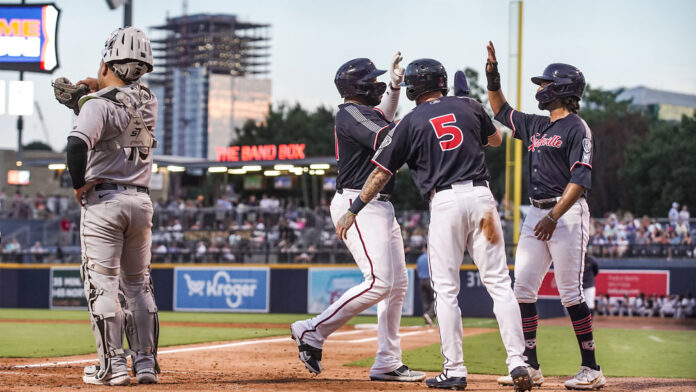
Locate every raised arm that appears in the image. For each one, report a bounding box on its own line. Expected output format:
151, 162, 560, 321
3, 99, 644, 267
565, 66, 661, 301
374, 51, 404, 122
485, 41, 507, 116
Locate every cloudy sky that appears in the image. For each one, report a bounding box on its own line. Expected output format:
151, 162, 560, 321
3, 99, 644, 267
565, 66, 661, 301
1, 0, 695, 152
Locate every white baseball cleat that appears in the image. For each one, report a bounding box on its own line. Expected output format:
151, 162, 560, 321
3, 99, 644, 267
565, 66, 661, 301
564, 366, 606, 390
369, 365, 426, 382
497, 366, 544, 387
82, 365, 130, 386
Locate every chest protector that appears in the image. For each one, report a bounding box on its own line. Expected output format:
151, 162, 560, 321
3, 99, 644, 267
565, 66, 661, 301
79, 85, 157, 156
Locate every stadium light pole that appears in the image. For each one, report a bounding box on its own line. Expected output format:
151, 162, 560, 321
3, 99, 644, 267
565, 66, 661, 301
105, 0, 132, 27
504, 0, 523, 247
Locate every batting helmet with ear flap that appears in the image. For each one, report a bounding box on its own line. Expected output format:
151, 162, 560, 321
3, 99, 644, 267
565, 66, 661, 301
402, 58, 448, 101
532, 63, 585, 110
334, 58, 387, 106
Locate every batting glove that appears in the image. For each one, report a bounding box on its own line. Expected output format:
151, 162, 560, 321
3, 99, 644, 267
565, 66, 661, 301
389, 51, 405, 89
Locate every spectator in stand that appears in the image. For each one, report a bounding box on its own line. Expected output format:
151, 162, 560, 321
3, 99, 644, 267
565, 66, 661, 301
221, 244, 235, 262
679, 205, 690, 230
669, 202, 680, 227
29, 241, 46, 263
195, 241, 207, 262
59, 216, 72, 245
4, 238, 21, 254
583, 254, 599, 314
416, 245, 435, 327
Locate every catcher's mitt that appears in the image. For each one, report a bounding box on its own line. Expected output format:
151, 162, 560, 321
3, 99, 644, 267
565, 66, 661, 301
52, 77, 90, 115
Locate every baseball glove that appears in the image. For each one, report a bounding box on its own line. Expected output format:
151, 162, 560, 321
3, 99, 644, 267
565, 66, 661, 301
52, 77, 90, 115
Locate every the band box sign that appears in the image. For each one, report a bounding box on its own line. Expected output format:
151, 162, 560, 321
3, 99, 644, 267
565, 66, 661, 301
174, 267, 270, 312
538, 269, 670, 298
50, 267, 87, 309
307, 268, 414, 316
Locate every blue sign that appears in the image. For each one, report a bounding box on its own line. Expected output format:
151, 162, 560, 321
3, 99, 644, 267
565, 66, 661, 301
0, 4, 60, 73
174, 267, 269, 312
308, 267, 414, 316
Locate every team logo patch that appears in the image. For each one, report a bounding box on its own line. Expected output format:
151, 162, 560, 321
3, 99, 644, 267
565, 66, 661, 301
582, 340, 595, 351
582, 138, 592, 153
525, 339, 537, 349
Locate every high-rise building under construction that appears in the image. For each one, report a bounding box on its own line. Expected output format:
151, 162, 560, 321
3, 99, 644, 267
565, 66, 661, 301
149, 14, 271, 159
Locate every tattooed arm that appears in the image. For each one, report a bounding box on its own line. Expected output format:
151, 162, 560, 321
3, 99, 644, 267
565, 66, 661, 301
335, 167, 393, 240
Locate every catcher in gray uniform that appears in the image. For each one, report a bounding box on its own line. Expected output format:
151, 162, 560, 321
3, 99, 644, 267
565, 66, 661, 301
62, 27, 159, 386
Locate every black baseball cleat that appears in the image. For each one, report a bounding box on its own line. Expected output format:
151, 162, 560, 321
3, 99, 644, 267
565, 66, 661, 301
425, 372, 467, 390
290, 321, 322, 375
510, 366, 534, 392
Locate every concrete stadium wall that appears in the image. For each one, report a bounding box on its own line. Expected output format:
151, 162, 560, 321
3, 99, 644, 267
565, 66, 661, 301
1, 260, 695, 319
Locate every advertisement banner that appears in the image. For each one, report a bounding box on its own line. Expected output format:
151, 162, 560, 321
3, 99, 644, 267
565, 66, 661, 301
0, 4, 61, 73
538, 269, 670, 299
50, 266, 86, 309
307, 267, 414, 316
174, 267, 269, 312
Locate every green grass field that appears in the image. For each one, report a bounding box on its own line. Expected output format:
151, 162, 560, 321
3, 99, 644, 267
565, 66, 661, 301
349, 327, 696, 379
1, 309, 694, 379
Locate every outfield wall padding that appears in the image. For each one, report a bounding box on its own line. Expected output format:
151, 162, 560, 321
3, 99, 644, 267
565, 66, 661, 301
1, 260, 694, 319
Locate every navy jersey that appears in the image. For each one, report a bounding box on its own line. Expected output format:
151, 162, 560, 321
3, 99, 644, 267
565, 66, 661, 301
335, 103, 396, 193
371, 96, 496, 198
495, 102, 593, 200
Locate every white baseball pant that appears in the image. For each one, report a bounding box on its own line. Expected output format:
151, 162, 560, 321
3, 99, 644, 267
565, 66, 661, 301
428, 181, 526, 377
297, 189, 408, 374
585, 286, 596, 310
514, 199, 590, 307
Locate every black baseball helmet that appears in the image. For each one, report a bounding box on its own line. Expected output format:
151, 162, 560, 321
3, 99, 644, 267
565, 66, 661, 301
402, 58, 449, 101
532, 63, 585, 110
334, 58, 387, 106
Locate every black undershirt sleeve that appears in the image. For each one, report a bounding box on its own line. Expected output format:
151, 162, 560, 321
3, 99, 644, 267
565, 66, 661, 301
66, 136, 88, 189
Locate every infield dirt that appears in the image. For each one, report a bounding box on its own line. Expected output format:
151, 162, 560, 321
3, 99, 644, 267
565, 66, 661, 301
1, 318, 695, 391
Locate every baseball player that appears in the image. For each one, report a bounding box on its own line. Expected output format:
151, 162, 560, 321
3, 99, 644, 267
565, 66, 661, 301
291, 54, 426, 382
335, 58, 532, 392
63, 27, 159, 386
485, 41, 606, 390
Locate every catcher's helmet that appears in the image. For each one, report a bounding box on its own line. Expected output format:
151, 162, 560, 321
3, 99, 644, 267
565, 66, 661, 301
531, 63, 585, 110
453, 70, 470, 97
402, 58, 448, 101
102, 27, 154, 82
334, 58, 387, 106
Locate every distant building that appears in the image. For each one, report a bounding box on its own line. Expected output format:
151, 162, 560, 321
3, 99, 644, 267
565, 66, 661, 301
618, 86, 696, 121
149, 14, 272, 159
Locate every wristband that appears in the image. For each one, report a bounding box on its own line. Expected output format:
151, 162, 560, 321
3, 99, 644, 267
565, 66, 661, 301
545, 213, 558, 224
348, 197, 367, 215
486, 61, 501, 91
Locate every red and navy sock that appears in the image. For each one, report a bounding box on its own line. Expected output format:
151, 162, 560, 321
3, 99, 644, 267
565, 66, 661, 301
567, 302, 599, 370
519, 302, 540, 369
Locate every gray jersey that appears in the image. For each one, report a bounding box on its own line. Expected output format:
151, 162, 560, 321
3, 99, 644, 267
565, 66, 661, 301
69, 83, 158, 188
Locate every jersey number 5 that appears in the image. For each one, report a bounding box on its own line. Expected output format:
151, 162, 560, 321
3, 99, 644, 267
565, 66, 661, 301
429, 113, 463, 151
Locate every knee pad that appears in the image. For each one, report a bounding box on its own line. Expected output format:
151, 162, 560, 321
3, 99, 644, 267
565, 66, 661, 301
81, 262, 125, 374
120, 271, 160, 374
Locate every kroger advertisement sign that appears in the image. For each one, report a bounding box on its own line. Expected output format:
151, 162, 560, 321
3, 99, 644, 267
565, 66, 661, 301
307, 268, 414, 316
0, 4, 61, 73
174, 267, 269, 312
